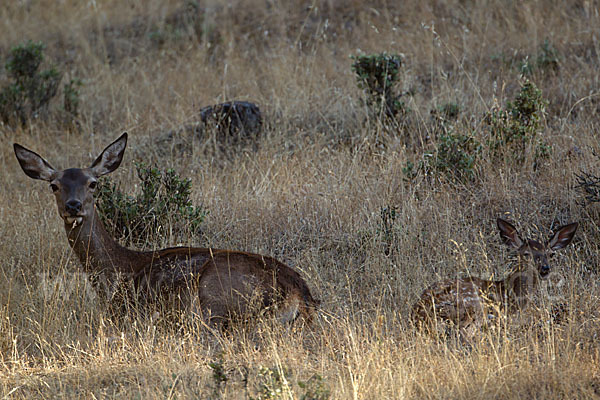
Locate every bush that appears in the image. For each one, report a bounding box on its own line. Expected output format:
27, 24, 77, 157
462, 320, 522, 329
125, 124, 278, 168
519, 39, 560, 75
63, 78, 83, 117
430, 102, 461, 140
297, 374, 330, 400
250, 366, 330, 400
484, 79, 550, 163
147, 1, 203, 47
431, 102, 461, 123
351, 52, 407, 123
0, 40, 62, 125
405, 129, 480, 183
95, 162, 206, 247
429, 131, 480, 180
377, 205, 399, 256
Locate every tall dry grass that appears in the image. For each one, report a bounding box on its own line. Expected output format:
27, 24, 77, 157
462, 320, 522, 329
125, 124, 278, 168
0, 0, 600, 398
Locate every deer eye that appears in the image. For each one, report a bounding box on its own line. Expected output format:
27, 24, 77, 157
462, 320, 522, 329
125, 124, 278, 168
89, 181, 97, 190
49, 183, 59, 192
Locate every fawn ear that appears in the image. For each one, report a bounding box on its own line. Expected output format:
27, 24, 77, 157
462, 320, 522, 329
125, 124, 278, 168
14, 143, 57, 181
90, 132, 127, 177
497, 218, 523, 248
548, 222, 578, 250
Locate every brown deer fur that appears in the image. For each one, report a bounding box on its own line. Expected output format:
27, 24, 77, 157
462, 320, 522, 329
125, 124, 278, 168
14, 133, 317, 326
412, 218, 577, 336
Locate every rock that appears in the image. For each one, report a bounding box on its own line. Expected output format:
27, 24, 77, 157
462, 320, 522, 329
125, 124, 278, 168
199, 100, 262, 144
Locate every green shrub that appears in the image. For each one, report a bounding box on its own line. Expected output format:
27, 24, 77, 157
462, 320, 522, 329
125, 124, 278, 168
430, 102, 461, 141
251, 366, 291, 400
403, 129, 480, 183
148, 1, 202, 47
351, 52, 407, 122
536, 39, 561, 71
432, 102, 461, 122
249, 366, 330, 400
402, 160, 417, 181
519, 39, 560, 75
484, 79, 550, 163
63, 78, 82, 117
95, 162, 206, 247
433, 131, 480, 179
297, 374, 330, 400
425, 130, 481, 181
406, 81, 548, 182
377, 205, 399, 256
208, 358, 228, 399
0, 40, 62, 125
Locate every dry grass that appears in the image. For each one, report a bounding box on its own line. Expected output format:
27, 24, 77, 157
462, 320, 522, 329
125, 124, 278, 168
1, 0, 600, 398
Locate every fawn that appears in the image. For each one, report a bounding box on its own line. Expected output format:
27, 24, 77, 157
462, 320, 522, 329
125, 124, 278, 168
412, 218, 577, 337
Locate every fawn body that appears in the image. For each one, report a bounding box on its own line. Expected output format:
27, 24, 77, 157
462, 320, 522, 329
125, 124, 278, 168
412, 218, 577, 336
14, 133, 317, 326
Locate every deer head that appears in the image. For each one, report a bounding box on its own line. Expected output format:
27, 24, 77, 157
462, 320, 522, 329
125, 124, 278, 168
14, 133, 127, 228
497, 217, 578, 304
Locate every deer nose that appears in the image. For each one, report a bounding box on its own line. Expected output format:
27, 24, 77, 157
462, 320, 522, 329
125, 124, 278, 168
540, 264, 551, 276
65, 200, 82, 215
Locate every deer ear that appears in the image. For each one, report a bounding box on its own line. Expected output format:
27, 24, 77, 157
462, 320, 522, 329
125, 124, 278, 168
14, 143, 57, 181
497, 218, 523, 248
90, 132, 127, 177
548, 222, 578, 250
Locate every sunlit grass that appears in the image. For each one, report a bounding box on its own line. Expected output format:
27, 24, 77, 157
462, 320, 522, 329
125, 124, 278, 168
0, 0, 599, 398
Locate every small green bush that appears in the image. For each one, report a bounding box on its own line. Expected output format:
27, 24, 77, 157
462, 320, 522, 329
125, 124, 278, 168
251, 366, 291, 400
430, 131, 480, 180
95, 162, 206, 247
377, 205, 399, 256
63, 78, 82, 117
519, 39, 560, 75
536, 39, 561, 71
484, 79, 550, 163
403, 129, 480, 183
208, 358, 228, 399
351, 52, 407, 122
298, 374, 330, 400
249, 366, 330, 400
432, 102, 461, 122
148, 1, 202, 47
0, 40, 62, 125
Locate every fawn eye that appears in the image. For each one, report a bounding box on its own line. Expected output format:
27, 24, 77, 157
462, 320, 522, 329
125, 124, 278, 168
50, 183, 59, 192
89, 181, 97, 190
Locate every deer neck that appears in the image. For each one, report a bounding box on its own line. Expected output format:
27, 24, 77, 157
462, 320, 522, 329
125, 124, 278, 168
64, 205, 149, 278
495, 260, 540, 309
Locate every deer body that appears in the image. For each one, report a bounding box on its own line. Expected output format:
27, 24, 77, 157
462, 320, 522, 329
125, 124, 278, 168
14, 133, 316, 325
412, 218, 577, 335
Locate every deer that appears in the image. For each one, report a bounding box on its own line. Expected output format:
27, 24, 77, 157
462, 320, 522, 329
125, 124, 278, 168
411, 218, 578, 338
14, 132, 317, 328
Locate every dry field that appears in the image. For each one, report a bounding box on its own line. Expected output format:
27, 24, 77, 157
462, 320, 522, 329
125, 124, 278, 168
1, 0, 600, 398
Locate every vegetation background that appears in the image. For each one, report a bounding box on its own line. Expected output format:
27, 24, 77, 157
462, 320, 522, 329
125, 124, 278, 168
0, 0, 599, 398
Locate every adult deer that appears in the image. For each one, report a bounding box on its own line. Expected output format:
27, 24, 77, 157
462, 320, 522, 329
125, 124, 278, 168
412, 218, 577, 337
14, 133, 317, 326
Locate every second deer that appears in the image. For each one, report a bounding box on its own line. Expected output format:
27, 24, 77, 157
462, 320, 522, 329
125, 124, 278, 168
14, 133, 317, 328
412, 218, 577, 337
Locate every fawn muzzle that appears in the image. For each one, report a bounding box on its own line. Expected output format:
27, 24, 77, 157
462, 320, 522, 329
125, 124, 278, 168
540, 264, 551, 277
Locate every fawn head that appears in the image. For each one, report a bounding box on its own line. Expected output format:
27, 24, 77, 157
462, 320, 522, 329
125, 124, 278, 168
497, 218, 578, 279
14, 133, 127, 227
